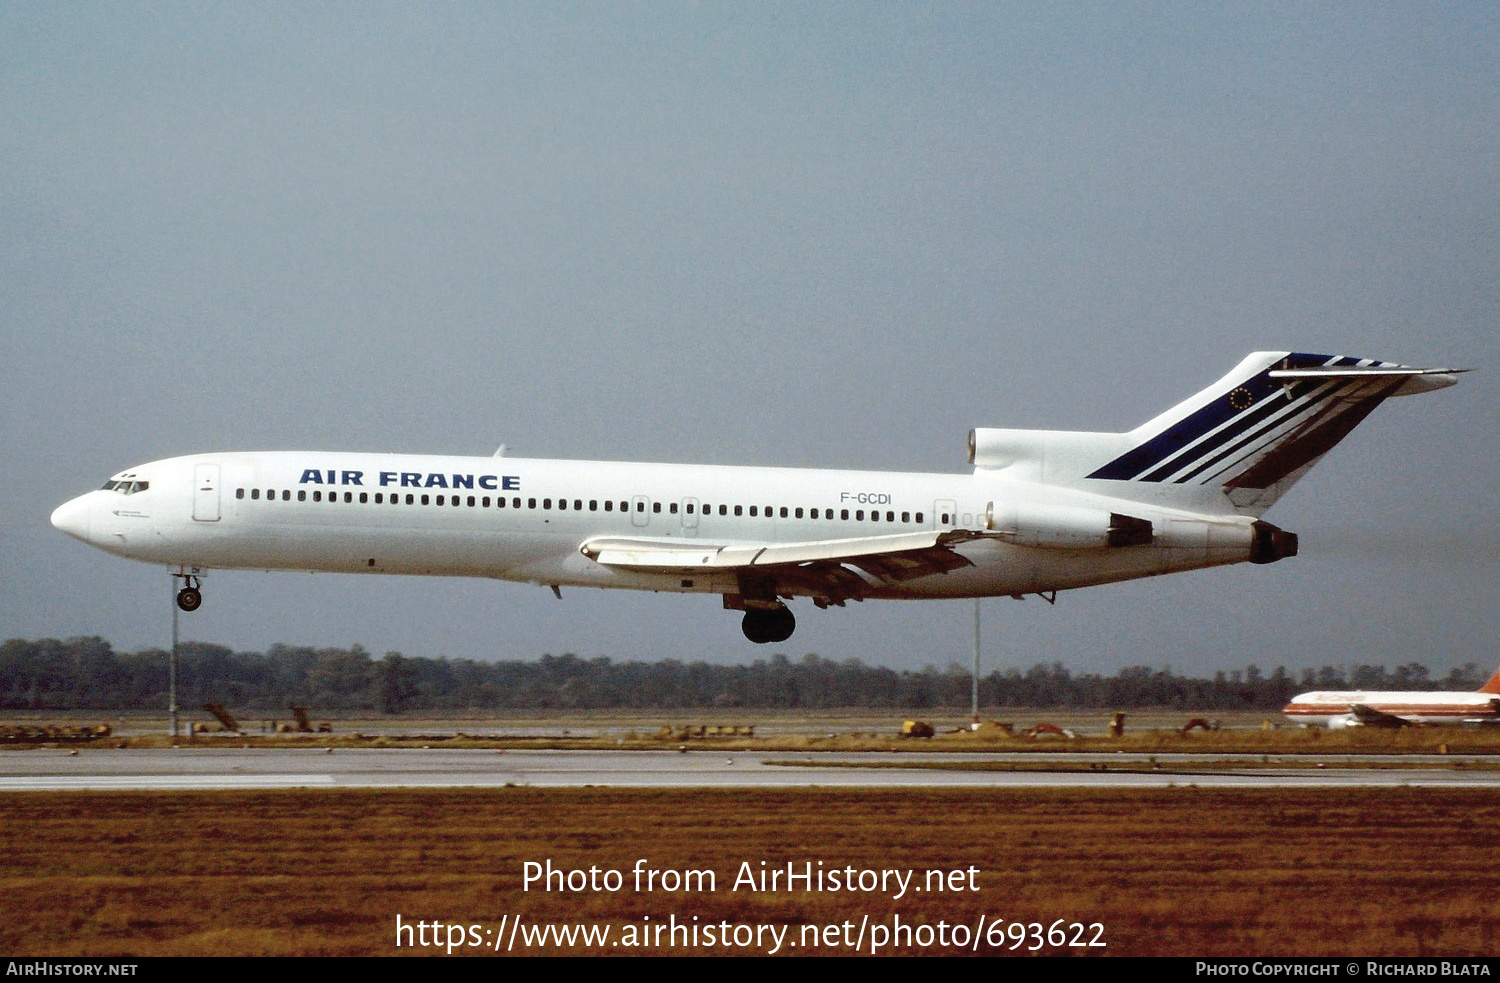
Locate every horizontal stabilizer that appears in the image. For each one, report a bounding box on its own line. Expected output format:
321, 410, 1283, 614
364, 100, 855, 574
1269, 364, 1467, 397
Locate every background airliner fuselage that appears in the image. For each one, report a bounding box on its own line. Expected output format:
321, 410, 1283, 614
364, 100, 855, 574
51, 352, 1461, 642
1283, 668, 1500, 728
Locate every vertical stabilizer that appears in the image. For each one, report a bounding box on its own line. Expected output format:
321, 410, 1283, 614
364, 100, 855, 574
1079, 352, 1462, 515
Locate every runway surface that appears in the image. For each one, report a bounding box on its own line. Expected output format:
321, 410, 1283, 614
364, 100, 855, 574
2, 747, 1497, 790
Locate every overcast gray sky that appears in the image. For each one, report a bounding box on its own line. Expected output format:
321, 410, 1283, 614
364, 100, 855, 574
3, 2, 1495, 676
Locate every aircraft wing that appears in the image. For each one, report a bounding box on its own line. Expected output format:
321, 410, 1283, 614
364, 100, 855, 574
1346, 704, 1413, 728
580, 529, 990, 603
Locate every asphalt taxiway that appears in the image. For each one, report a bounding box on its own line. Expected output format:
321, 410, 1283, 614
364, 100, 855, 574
2, 747, 1497, 790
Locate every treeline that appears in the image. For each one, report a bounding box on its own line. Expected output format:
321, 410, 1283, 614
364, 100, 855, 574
0, 637, 1490, 713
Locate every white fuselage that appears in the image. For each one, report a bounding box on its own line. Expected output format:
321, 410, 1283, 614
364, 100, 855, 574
50, 450, 1259, 602
1283, 691, 1500, 728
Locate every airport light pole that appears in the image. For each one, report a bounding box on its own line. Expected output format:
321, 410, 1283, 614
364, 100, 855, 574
972, 598, 980, 729
169, 575, 180, 738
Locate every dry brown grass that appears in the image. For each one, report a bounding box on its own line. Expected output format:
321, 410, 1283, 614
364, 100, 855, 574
2, 787, 1497, 956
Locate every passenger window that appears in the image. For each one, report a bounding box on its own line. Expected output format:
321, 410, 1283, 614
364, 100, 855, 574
528, 498, 537, 509
313, 491, 322, 502
359, 492, 368, 504
590, 500, 598, 511
298, 490, 307, 502
605, 501, 613, 512
468, 496, 476, 507
481, 496, 489, 507
841, 509, 849, 520
780, 507, 788, 518
283, 490, 291, 501
902, 511, 910, 523
514, 498, 522, 509
421, 494, 430, 506
251, 489, 261, 500
749, 506, 758, 517
236, 488, 244, 500
734, 505, 743, 516
544, 499, 552, 509
558, 499, 567, 510
719, 505, 727, 516
669, 502, 678, 514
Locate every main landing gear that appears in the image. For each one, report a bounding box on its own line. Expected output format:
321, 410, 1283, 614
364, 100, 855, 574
174, 572, 203, 612
741, 604, 795, 644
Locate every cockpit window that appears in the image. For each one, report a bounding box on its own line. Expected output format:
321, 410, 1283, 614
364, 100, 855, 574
102, 480, 149, 495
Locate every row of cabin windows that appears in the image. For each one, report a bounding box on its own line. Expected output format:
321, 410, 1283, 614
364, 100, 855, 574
233, 487, 925, 524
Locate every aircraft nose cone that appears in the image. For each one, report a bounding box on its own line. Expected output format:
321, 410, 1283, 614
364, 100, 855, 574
51, 496, 92, 543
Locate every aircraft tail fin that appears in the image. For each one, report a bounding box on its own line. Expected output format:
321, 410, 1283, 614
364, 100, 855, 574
969, 352, 1462, 516
1480, 667, 1500, 695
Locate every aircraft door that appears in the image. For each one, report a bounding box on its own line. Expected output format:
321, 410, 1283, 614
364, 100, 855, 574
680, 497, 700, 538
193, 464, 221, 522
934, 499, 957, 528
631, 495, 650, 528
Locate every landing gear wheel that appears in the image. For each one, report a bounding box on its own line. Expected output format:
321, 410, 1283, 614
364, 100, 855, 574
176, 587, 202, 612
741, 605, 795, 644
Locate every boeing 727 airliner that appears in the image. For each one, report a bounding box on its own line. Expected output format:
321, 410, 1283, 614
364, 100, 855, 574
51, 352, 1462, 642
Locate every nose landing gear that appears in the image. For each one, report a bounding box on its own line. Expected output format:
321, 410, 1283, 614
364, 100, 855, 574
174, 571, 203, 612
